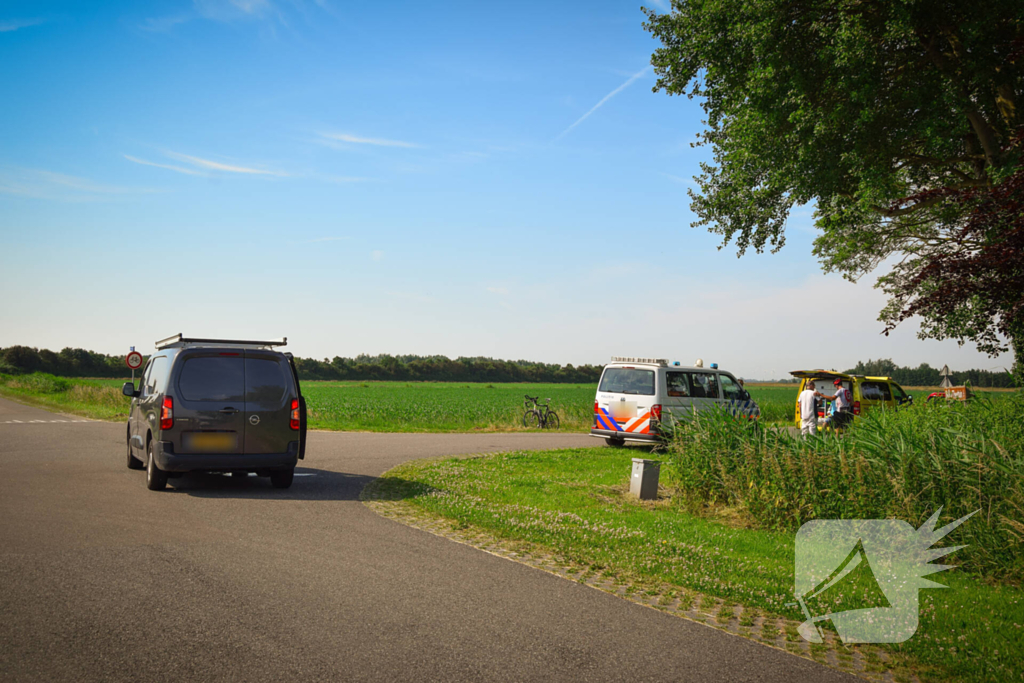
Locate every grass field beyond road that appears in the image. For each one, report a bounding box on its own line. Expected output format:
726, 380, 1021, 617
1, 374, 1001, 431
369, 447, 1023, 683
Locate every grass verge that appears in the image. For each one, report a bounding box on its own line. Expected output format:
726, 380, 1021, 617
363, 446, 1023, 683
0, 373, 130, 420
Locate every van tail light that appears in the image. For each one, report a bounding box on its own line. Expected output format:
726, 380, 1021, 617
853, 400, 861, 416
594, 401, 599, 413
290, 399, 300, 430
650, 404, 662, 421
160, 396, 174, 430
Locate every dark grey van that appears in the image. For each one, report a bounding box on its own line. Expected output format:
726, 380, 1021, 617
123, 335, 307, 491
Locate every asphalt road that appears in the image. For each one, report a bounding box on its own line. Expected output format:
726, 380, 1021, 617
0, 397, 854, 682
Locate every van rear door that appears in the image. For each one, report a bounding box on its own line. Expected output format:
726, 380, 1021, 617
595, 366, 656, 435
175, 352, 246, 454
243, 352, 294, 455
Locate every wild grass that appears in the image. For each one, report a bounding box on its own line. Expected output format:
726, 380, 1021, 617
0, 373, 129, 419
662, 393, 1024, 579
370, 447, 1024, 683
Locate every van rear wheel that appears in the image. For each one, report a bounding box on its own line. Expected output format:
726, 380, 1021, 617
270, 467, 294, 489
127, 428, 144, 470
605, 437, 625, 447
146, 440, 168, 491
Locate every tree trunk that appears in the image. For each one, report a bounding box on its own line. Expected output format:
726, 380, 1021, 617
1009, 313, 1024, 388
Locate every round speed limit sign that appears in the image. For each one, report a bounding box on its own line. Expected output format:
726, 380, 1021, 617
125, 351, 144, 370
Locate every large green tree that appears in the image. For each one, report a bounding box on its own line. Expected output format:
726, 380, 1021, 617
644, 0, 1023, 380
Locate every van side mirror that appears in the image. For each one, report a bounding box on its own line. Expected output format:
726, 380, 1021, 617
122, 382, 139, 398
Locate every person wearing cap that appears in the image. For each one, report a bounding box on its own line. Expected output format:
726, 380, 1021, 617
798, 381, 819, 436
818, 378, 854, 429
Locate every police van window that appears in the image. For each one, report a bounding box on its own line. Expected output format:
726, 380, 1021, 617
720, 374, 743, 400
245, 358, 288, 404
147, 357, 169, 395
666, 372, 690, 397
860, 382, 891, 401
178, 356, 244, 402
892, 384, 908, 402
689, 372, 720, 399
599, 368, 655, 395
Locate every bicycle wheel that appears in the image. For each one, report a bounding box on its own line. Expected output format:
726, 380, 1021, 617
522, 410, 541, 428
543, 412, 560, 429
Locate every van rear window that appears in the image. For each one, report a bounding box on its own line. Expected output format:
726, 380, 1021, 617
245, 358, 288, 403
178, 357, 244, 402
599, 368, 655, 395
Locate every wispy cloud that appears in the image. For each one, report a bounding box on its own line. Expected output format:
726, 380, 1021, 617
139, 14, 191, 32
663, 173, 696, 187
486, 286, 509, 295
193, 0, 274, 22
646, 0, 672, 12
0, 168, 156, 202
163, 151, 287, 176
0, 18, 45, 32
371, 250, 384, 261
319, 132, 422, 149
305, 236, 348, 243
124, 154, 205, 176
555, 65, 651, 141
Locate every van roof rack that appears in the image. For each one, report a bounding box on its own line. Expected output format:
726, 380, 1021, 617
611, 356, 669, 366
155, 334, 287, 350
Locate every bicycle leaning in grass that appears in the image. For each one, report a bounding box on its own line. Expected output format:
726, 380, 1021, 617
522, 395, 560, 429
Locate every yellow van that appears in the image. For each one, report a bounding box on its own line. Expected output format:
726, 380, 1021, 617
790, 370, 913, 425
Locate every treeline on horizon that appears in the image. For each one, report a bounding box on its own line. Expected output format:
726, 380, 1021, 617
0, 346, 603, 384
843, 358, 1015, 388
0, 346, 1016, 387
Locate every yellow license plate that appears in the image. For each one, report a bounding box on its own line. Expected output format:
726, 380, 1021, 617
183, 432, 237, 452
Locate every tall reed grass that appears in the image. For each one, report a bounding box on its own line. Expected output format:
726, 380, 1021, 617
664, 393, 1024, 579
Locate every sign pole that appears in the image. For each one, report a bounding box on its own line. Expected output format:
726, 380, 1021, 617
125, 347, 143, 387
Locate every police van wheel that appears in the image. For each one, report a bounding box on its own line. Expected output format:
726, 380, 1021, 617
605, 437, 625, 447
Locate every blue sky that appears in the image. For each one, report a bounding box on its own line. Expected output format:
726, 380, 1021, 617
0, 0, 1011, 379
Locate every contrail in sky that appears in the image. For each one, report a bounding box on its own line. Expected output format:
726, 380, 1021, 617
555, 66, 651, 141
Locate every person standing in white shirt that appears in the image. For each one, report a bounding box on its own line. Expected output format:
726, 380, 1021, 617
798, 382, 819, 436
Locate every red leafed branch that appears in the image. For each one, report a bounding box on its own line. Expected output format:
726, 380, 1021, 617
885, 130, 1024, 354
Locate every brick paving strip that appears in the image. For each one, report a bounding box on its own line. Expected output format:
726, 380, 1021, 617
362, 478, 920, 683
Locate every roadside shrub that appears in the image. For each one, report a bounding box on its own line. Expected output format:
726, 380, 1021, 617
3, 372, 73, 394
664, 394, 1024, 579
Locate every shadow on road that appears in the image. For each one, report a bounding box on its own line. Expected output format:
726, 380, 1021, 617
166, 467, 377, 501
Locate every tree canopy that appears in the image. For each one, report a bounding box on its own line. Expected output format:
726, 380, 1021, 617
644, 0, 1023, 381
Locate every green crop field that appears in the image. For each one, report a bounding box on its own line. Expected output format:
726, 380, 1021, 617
0, 374, 1012, 432
301, 381, 596, 432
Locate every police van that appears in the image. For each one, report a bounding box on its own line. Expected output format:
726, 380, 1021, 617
590, 357, 759, 446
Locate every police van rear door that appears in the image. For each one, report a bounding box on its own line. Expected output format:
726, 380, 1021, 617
595, 366, 656, 435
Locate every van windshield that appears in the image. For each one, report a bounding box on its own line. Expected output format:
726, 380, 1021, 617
599, 368, 655, 395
